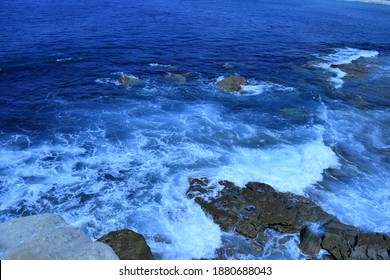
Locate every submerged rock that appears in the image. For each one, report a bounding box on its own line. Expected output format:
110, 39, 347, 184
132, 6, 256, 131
0, 214, 119, 260
97, 229, 154, 260
330, 62, 369, 78
164, 73, 187, 83
187, 179, 390, 260
118, 75, 143, 86
280, 108, 307, 121
223, 63, 234, 70
216, 76, 249, 93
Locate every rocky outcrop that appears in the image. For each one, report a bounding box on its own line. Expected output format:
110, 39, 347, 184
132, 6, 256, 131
321, 221, 390, 260
216, 76, 249, 93
0, 214, 119, 260
97, 229, 154, 260
187, 178, 390, 260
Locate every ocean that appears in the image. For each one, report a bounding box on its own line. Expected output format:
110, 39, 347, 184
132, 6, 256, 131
0, 0, 389, 259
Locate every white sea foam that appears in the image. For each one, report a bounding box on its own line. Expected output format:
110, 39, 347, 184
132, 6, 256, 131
95, 72, 140, 86
149, 63, 175, 69
241, 81, 294, 95
56, 58, 73, 62
316, 106, 390, 233
56, 57, 84, 62
95, 78, 121, 86
213, 139, 340, 195
0, 125, 223, 259
261, 228, 305, 259
112, 72, 140, 79
215, 76, 294, 95
316, 47, 378, 88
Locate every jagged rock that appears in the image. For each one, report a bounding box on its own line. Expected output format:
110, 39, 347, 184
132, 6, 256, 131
216, 76, 248, 93
0, 214, 119, 260
187, 179, 390, 260
118, 75, 143, 86
98, 229, 153, 260
322, 227, 390, 260
188, 180, 334, 235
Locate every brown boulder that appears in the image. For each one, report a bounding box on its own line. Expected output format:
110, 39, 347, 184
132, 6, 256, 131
216, 76, 249, 93
97, 229, 153, 260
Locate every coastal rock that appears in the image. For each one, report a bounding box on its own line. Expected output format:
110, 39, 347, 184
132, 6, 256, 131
187, 179, 390, 260
118, 75, 143, 86
188, 180, 334, 235
0, 214, 119, 260
97, 229, 154, 260
216, 76, 249, 93
298, 226, 322, 257
321, 221, 390, 260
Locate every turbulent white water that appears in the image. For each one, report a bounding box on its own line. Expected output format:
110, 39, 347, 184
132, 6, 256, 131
316, 48, 379, 88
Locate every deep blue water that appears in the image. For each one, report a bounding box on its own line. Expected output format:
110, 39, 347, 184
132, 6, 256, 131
0, 0, 389, 259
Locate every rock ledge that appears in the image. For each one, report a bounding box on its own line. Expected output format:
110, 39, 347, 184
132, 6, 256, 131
187, 178, 390, 260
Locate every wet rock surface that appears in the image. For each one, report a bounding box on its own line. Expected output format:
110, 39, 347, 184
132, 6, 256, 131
187, 178, 390, 259
97, 229, 154, 260
216, 76, 249, 93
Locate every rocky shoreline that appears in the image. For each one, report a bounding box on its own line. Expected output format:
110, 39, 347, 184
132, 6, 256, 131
188, 179, 390, 260
1, 179, 389, 260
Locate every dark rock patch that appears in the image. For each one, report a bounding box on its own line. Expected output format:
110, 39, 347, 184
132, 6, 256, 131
98, 229, 154, 260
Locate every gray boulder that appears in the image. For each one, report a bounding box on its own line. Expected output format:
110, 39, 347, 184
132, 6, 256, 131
0, 214, 119, 260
